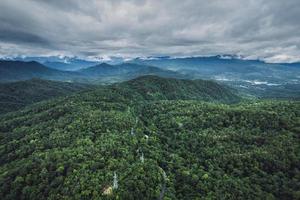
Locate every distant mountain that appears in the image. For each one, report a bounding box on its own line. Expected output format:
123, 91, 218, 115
281, 62, 300, 68
0, 60, 58, 81
0, 59, 193, 83
1, 59, 299, 99
6, 56, 128, 71
113, 75, 240, 103
79, 63, 125, 76
131, 56, 300, 99
42, 60, 98, 71
4, 56, 100, 71
131, 56, 299, 79
0, 61, 186, 84
0, 79, 94, 114
79, 63, 187, 83
0, 60, 85, 82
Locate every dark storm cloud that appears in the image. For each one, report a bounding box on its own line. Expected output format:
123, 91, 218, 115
0, 0, 300, 62
0, 29, 49, 45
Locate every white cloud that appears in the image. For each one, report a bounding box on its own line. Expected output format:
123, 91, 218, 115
0, 0, 300, 63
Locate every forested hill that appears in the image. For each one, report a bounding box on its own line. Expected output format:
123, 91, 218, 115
0, 79, 94, 114
0, 75, 299, 199
117, 75, 240, 103
0, 75, 240, 115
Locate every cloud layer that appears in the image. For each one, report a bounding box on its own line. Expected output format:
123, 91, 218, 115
0, 0, 300, 62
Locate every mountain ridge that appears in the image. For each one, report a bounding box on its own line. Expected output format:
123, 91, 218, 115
115, 75, 240, 103
0, 61, 186, 83
0, 75, 240, 115
0, 60, 83, 82
0, 78, 94, 114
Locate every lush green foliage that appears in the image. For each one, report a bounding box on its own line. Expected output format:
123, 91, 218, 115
115, 76, 240, 103
0, 76, 299, 199
0, 79, 94, 114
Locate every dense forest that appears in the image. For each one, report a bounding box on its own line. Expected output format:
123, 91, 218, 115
0, 76, 299, 199
0, 79, 94, 114
0, 76, 239, 114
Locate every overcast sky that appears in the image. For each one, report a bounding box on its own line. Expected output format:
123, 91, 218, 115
0, 0, 300, 62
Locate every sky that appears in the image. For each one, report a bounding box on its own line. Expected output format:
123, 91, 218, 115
0, 0, 300, 63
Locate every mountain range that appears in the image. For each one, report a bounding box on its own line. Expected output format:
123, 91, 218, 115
0, 61, 184, 84
131, 56, 300, 98
0, 56, 299, 99
4, 56, 126, 71
131, 56, 300, 84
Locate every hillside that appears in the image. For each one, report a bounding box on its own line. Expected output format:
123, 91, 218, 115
0, 76, 299, 199
115, 75, 240, 103
0, 79, 93, 114
0, 75, 238, 114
